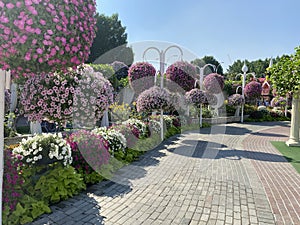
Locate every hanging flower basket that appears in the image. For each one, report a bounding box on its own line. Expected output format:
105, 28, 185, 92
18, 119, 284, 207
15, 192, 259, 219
203, 73, 224, 94
185, 88, 206, 106
128, 62, 156, 94
227, 94, 245, 106
244, 81, 262, 99
166, 61, 197, 92
0, 0, 97, 77
136, 86, 171, 112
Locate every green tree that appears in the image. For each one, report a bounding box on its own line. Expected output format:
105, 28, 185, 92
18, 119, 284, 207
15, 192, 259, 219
87, 14, 133, 65
226, 57, 284, 81
268, 47, 300, 96
191, 56, 224, 75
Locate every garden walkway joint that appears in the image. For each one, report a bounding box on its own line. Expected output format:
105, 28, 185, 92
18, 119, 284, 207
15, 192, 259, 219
30, 121, 300, 225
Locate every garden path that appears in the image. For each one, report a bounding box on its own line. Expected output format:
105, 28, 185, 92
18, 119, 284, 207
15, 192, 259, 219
30, 121, 300, 225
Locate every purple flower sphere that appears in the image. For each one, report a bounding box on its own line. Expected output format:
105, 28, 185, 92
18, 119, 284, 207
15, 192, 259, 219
227, 94, 245, 106
136, 86, 170, 112
244, 81, 262, 99
185, 88, 206, 105
203, 73, 224, 94
166, 61, 197, 92
128, 62, 156, 94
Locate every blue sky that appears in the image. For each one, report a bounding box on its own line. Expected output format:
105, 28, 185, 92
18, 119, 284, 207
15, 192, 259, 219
96, 0, 300, 70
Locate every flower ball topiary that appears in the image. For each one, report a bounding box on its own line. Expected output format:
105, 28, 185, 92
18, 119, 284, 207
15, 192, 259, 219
136, 86, 170, 112
185, 88, 206, 106
203, 73, 224, 94
244, 81, 262, 99
227, 94, 245, 106
0, 0, 97, 77
166, 61, 197, 92
128, 62, 156, 94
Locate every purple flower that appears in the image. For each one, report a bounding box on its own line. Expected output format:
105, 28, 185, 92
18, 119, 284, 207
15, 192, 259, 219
136, 86, 171, 112
185, 88, 206, 105
166, 61, 197, 92
227, 94, 244, 106
128, 62, 156, 94
203, 73, 224, 94
244, 81, 262, 99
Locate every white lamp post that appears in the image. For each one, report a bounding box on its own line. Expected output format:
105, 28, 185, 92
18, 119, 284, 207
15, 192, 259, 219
241, 61, 248, 123
143, 45, 183, 140
195, 64, 216, 127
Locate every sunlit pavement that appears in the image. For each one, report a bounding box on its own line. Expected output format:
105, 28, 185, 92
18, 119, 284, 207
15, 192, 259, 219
30, 121, 300, 225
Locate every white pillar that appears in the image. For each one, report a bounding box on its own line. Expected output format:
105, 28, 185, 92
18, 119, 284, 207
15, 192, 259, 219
0, 70, 6, 224
286, 95, 300, 146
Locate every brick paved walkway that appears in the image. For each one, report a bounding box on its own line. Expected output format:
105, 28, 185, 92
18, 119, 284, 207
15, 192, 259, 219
30, 121, 300, 225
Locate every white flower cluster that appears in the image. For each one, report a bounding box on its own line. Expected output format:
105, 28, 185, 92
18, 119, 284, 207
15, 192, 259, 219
148, 120, 161, 134
92, 127, 127, 155
122, 118, 148, 137
12, 133, 72, 166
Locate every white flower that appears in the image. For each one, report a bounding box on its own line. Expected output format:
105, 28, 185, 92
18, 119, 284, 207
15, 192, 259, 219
26, 158, 32, 163
32, 142, 37, 149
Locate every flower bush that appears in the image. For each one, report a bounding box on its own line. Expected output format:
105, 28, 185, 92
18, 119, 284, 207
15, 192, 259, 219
20, 71, 75, 123
244, 81, 262, 99
122, 118, 148, 138
92, 127, 127, 155
109, 102, 131, 122
20, 65, 114, 126
148, 119, 161, 134
136, 86, 170, 112
128, 62, 156, 94
67, 130, 110, 175
112, 123, 139, 148
73, 65, 114, 127
166, 61, 197, 92
0, 0, 97, 76
227, 94, 245, 106
185, 88, 206, 106
203, 73, 224, 94
12, 133, 72, 166
3, 148, 23, 213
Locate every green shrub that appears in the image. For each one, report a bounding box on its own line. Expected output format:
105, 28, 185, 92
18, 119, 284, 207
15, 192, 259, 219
35, 165, 86, 204
3, 195, 51, 225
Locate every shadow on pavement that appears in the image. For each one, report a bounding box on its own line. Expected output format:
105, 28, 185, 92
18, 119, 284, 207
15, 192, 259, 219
199, 125, 252, 135
250, 131, 288, 138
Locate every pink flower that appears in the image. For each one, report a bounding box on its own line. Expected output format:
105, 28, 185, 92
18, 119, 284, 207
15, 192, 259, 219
36, 48, 43, 54
35, 28, 41, 34
27, 5, 38, 15
16, 2, 22, 7
47, 29, 53, 35
39, 19, 46, 25
6, 3, 15, 9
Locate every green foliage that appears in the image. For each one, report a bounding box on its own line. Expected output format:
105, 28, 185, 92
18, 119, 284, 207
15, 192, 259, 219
87, 13, 133, 65
34, 165, 86, 204
76, 169, 104, 185
243, 104, 257, 115
3, 195, 51, 225
269, 47, 300, 96
191, 56, 223, 75
89, 63, 119, 90
226, 57, 283, 80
